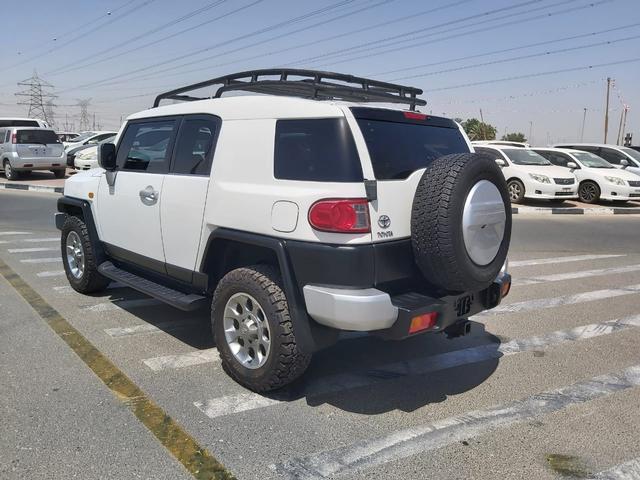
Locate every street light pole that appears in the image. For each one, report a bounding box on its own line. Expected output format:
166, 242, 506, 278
580, 108, 587, 142
604, 77, 612, 143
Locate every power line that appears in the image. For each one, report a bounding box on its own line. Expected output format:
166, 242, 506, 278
47, 0, 231, 76
12, 0, 140, 58
423, 58, 640, 93
374, 22, 640, 77
289, 0, 554, 66
88, 0, 399, 88
56, 0, 366, 94
307, 0, 613, 68
391, 34, 640, 82
7, 0, 157, 70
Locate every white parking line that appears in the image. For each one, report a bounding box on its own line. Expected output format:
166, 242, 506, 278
8, 247, 57, 253
82, 298, 163, 312
194, 315, 640, 420
484, 283, 640, 315
104, 319, 200, 337
272, 364, 640, 479
594, 457, 640, 479
0, 237, 59, 244
143, 349, 219, 372
36, 270, 65, 278
21, 257, 61, 264
0, 231, 31, 236
518, 264, 640, 286
509, 254, 624, 267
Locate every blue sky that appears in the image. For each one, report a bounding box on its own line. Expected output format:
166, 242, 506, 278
0, 0, 638, 144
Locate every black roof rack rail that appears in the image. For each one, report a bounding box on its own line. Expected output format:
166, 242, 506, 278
152, 68, 426, 110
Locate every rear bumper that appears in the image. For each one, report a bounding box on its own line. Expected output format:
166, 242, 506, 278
6, 153, 65, 170
303, 273, 511, 337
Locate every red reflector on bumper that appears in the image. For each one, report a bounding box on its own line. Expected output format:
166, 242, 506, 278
501, 280, 511, 299
409, 312, 438, 334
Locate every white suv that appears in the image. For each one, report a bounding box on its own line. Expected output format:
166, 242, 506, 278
473, 145, 578, 203
55, 69, 512, 391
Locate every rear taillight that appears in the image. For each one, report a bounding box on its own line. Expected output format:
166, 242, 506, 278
11, 133, 17, 144
308, 198, 370, 233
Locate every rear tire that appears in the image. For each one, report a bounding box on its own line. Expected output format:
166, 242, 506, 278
578, 181, 601, 204
3, 160, 19, 180
212, 265, 311, 392
53, 169, 66, 179
61, 216, 110, 293
507, 179, 525, 204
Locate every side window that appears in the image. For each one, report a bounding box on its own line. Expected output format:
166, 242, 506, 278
116, 119, 177, 173
274, 118, 363, 182
475, 147, 506, 163
597, 148, 626, 165
547, 152, 570, 167
171, 117, 219, 175
3, 130, 8, 143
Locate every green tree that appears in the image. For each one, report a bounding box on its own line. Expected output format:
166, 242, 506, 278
461, 118, 497, 141
501, 132, 527, 142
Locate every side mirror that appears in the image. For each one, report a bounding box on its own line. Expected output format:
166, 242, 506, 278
98, 143, 117, 171
495, 158, 506, 167
620, 159, 629, 168
567, 162, 578, 170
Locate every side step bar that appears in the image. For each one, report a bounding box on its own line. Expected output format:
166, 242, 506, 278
97, 261, 208, 312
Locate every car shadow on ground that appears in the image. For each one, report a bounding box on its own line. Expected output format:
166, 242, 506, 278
90, 287, 501, 415
518, 198, 640, 208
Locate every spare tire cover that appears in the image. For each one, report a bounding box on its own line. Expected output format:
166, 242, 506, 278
411, 152, 511, 293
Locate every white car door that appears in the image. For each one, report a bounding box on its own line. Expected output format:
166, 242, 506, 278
95, 117, 180, 273
160, 115, 220, 282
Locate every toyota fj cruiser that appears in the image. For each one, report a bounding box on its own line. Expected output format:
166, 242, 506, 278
55, 69, 512, 392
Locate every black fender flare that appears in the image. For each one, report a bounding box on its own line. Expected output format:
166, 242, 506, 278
200, 228, 338, 354
56, 196, 106, 264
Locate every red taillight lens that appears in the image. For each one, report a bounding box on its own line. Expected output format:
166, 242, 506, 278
403, 111, 427, 120
409, 312, 438, 334
11, 133, 17, 144
308, 198, 370, 233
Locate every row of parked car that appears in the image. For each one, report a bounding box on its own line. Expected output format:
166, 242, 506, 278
0, 117, 116, 179
472, 141, 640, 204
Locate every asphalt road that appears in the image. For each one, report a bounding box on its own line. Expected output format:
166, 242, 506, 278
1, 189, 640, 479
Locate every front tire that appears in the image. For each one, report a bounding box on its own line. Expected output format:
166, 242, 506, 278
212, 265, 311, 392
578, 181, 600, 204
61, 216, 110, 293
507, 179, 525, 203
3, 160, 19, 180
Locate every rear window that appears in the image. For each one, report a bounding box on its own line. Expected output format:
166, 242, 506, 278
15, 129, 61, 144
274, 118, 363, 182
0, 120, 39, 127
354, 115, 469, 180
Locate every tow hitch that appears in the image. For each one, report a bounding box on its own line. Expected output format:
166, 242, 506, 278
444, 320, 471, 339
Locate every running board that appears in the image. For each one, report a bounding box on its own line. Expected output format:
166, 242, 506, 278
97, 261, 208, 311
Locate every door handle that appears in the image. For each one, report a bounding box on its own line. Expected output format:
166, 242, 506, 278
139, 186, 159, 205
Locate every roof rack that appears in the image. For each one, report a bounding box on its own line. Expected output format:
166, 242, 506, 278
152, 69, 426, 110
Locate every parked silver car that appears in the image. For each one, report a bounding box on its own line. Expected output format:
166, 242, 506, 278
0, 127, 66, 180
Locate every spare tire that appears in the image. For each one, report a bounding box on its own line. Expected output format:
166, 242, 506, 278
411, 152, 511, 293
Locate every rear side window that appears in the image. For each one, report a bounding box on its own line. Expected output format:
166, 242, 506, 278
172, 116, 219, 176
355, 119, 469, 180
15, 129, 61, 144
274, 118, 363, 182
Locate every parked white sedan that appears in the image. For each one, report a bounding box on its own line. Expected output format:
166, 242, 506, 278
535, 148, 640, 203
473, 145, 577, 203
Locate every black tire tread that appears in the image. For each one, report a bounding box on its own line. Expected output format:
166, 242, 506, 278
213, 265, 311, 392
411, 153, 511, 293
61, 216, 110, 293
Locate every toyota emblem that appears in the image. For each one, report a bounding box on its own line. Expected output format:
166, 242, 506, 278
378, 215, 391, 229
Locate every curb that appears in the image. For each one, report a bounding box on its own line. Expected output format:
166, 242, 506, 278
512, 206, 640, 215
0, 182, 63, 194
